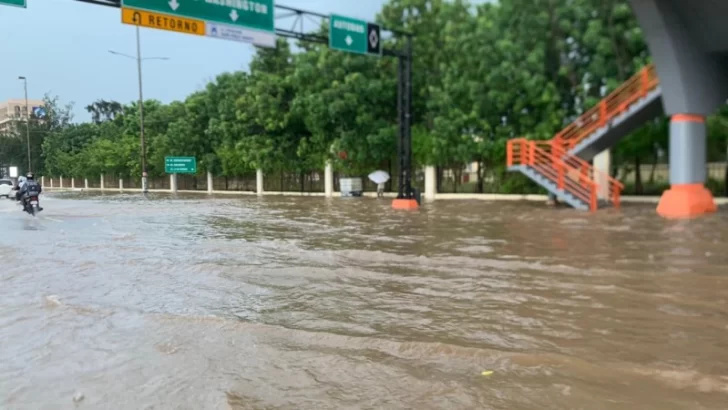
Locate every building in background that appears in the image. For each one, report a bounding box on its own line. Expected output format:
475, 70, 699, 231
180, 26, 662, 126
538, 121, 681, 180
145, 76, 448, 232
0, 99, 46, 134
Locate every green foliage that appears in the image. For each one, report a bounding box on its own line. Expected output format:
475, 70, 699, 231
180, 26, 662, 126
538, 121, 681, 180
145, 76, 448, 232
6, 0, 728, 196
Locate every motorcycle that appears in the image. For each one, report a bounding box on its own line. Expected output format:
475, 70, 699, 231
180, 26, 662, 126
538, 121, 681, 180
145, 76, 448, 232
23, 195, 41, 216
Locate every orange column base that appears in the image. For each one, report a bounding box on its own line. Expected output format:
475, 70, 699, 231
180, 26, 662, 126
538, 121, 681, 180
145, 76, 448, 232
656, 184, 717, 219
392, 198, 420, 210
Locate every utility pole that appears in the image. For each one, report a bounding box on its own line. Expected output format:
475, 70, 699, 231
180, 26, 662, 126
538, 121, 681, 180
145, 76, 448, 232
109, 27, 168, 193
135, 26, 147, 193
18, 76, 31, 173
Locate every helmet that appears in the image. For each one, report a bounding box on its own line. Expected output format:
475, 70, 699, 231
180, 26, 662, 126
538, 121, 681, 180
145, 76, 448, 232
26, 172, 34, 180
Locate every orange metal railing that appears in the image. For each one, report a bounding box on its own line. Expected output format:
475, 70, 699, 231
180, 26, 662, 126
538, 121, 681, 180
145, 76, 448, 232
507, 138, 623, 211
506, 64, 655, 210
553, 64, 660, 151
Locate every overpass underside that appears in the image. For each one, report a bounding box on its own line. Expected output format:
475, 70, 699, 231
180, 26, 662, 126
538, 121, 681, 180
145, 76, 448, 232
629, 0, 728, 218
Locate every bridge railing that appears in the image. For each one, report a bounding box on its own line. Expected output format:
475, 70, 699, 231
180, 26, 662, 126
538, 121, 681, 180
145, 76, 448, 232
553, 64, 660, 151
508, 138, 599, 211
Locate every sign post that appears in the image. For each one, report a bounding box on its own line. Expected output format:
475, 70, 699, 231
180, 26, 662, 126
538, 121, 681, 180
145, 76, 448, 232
165, 157, 197, 174
329, 14, 381, 56
121, 0, 276, 47
0, 0, 25, 8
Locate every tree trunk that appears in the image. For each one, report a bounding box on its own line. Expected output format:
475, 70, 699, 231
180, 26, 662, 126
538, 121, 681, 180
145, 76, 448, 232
648, 155, 658, 184
453, 167, 461, 193
635, 156, 643, 195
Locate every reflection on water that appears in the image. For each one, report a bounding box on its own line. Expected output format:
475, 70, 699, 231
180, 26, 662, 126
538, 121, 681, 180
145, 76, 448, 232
1, 193, 727, 409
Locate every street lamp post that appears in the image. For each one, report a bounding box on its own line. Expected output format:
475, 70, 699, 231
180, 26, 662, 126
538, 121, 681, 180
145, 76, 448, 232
109, 26, 169, 193
18, 76, 31, 173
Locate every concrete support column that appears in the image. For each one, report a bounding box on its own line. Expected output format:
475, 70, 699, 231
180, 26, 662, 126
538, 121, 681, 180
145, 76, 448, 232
71, 178, 75, 189
424, 166, 436, 201
593, 149, 611, 200
256, 169, 264, 196
657, 114, 716, 218
119, 178, 123, 192
84, 178, 89, 189
170, 173, 178, 193
207, 171, 213, 194
50, 178, 54, 189
100, 174, 105, 190
59, 176, 64, 189
324, 161, 334, 197
41, 176, 44, 186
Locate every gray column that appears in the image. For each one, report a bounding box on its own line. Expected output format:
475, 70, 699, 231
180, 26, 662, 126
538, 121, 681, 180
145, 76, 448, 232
324, 161, 334, 197
657, 114, 716, 218
424, 166, 436, 201
668, 115, 706, 185
593, 150, 611, 200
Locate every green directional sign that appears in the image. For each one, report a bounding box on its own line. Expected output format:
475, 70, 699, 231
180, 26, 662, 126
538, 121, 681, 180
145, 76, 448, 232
329, 14, 381, 56
165, 156, 197, 174
121, 0, 275, 32
0, 0, 26, 8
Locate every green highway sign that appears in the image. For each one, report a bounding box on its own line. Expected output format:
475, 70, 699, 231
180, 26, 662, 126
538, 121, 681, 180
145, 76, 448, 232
165, 156, 197, 174
329, 14, 381, 56
0, 0, 26, 8
121, 0, 275, 32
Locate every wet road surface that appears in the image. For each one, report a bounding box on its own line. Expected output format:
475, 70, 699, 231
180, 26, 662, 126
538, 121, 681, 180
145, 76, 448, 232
1, 192, 727, 409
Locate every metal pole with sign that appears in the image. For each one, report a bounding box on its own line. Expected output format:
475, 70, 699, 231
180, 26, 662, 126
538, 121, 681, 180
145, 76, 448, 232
109, 32, 170, 193
136, 26, 148, 193
66, 1, 416, 208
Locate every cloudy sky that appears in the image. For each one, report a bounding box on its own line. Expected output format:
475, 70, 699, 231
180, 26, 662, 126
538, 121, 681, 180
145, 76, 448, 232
0, 0, 388, 120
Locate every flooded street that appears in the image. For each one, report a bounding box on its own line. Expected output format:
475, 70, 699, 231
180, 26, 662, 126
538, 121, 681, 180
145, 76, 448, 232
1, 193, 727, 409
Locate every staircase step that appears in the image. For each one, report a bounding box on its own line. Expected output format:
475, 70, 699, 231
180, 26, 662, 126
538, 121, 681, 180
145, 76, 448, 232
569, 87, 663, 160
509, 165, 590, 211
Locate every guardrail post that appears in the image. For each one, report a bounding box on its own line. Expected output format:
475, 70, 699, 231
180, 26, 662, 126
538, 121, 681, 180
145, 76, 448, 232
506, 141, 513, 167
599, 101, 607, 127
641, 67, 650, 96
520, 139, 526, 164
528, 141, 535, 166
590, 186, 597, 212
557, 163, 565, 190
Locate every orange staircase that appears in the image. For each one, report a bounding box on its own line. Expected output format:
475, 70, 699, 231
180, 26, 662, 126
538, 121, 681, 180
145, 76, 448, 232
506, 64, 661, 211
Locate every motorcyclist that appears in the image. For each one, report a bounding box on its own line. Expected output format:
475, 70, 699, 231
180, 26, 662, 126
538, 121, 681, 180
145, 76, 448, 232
13, 176, 26, 201
17, 173, 42, 211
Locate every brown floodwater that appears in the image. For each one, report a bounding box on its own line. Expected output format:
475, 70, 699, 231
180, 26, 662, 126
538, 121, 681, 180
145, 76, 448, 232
1, 192, 727, 409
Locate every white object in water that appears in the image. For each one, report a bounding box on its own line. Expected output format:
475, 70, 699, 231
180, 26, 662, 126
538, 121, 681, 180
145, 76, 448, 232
368, 170, 390, 185
340, 177, 363, 197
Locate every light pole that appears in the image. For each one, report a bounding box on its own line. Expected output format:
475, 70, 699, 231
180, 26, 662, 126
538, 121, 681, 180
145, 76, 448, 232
17, 76, 31, 173
109, 26, 169, 193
